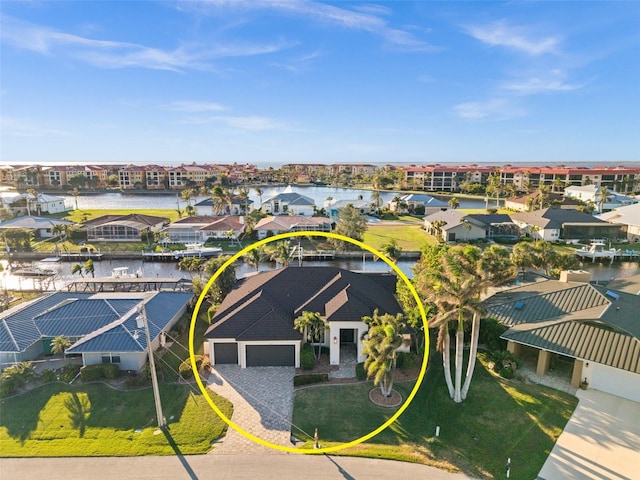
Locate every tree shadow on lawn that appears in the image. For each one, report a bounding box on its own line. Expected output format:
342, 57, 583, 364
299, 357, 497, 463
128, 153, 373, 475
0, 383, 58, 444
301, 353, 578, 480
372, 355, 578, 480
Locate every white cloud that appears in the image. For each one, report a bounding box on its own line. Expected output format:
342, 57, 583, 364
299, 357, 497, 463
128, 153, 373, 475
176, 114, 288, 131
190, 0, 437, 52
0, 15, 291, 72
0, 116, 71, 137
502, 69, 584, 94
464, 20, 562, 56
164, 101, 226, 112
454, 98, 525, 121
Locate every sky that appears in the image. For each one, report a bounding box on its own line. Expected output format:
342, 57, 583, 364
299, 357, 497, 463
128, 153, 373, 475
1, 1, 639, 167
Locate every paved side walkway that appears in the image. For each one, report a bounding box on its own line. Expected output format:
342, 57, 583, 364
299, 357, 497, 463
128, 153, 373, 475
537, 389, 640, 480
206, 365, 294, 454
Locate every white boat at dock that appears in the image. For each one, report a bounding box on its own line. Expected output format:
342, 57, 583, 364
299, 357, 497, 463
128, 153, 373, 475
575, 242, 618, 262
111, 266, 143, 278
13, 266, 57, 277
173, 243, 223, 259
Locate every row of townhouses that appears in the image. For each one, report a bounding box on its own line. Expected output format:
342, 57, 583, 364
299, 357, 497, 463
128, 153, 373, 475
2, 163, 640, 194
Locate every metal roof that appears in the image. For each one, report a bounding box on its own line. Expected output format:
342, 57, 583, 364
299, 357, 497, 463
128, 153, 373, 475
486, 276, 640, 375
502, 320, 640, 374
0, 292, 192, 354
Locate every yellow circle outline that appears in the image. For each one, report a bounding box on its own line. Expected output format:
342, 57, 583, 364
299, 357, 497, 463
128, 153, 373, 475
189, 231, 429, 454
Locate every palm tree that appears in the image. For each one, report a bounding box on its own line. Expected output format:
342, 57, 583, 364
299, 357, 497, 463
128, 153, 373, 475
531, 241, 558, 276
84, 259, 95, 278
482, 244, 517, 285
211, 186, 228, 215
237, 187, 250, 214
597, 186, 613, 213
243, 246, 266, 271
448, 196, 460, 209
462, 218, 473, 241
511, 242, 537, 278
268, 240, 291, 267
181, 188, 195, 207
429, 219, 447, 242
185, 205, 196, 217
254, 187, 264, 210
537, 184, 551, 210
419, 245, 490, 402
50, 336, 72, 364
71, 263, 84, 277
362, 311, 405, 397
294, 311, 326, 360
381, 238, 402, 265
69, 187, 81, 210
370, 190, 382, 216
178, 257, 203, 278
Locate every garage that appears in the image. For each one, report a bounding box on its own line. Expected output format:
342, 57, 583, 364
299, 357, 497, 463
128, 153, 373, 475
246, 345, 295, 367
213, 342, 238, 364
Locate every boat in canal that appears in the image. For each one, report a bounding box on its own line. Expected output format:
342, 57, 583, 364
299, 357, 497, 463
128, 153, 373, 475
173, 243, 223, 259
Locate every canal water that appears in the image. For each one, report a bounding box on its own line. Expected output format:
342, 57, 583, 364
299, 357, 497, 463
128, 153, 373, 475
56, 186, 497, 211
2, 255, 637, 293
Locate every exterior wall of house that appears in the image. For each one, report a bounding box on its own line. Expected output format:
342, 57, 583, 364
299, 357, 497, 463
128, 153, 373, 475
586, 362, 640, 403
82, 351, 146, 372
0, 341, 43, 370
39, 200, 69, 214
626, 224, 640, 242
328, 321, 368, 365
540, 228, 560, 242
237, 340, 301, 368
445, 223, 485, 242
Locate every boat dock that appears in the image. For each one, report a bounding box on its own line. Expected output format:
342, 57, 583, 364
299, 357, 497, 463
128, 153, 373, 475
575, 242, 640, 263
66, 276, 192, 293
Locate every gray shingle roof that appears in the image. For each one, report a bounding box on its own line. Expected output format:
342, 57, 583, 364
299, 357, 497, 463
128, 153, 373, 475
205, 267, 402, 341
263, 192, 314, 206
510, 208, 610, 229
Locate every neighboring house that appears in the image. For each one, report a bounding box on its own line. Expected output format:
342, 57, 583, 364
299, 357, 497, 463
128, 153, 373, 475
510, 208, 623, 241
194, 196, 254, 216
0, 291, 193, 372
466, 214, 519, 238
484, 271, 640, 403
261, 191, 315, 216
0, 216, 73, 239
35, 194, 71, 214
564, 185, 638, 213
598, 203, 640, 243
424, 209, 486, 243
388, 194, 447, 215
201, 216, 245, 240
82, 214, 167, 242
504, 192, 581, 212
204, 267, 403, 368
324, 199, 372, 222
159, 216, 218, 244
254, 215, 331, 240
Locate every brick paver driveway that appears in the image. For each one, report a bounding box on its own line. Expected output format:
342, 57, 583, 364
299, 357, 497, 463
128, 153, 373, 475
206, 365, 295, 454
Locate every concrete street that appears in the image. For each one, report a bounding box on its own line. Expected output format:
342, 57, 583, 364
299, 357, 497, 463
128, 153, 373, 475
0, 454, 475, 480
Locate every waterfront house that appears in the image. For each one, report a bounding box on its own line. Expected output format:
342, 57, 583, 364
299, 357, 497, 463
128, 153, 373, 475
484, 271, 640, 403
194, 196, 254, 216
204, 267, 403, 367
564, 185, 638, 213
261, 191, 315, 216
253, 215, 331, 240
387, 193, 447, 215
504, 192, 581, 212
423, 209, 487, 243
598, 203, 640, 243
324, 199, 372, 222
82, 214, 167, 242
0, 291, 193, 372
510, 208, 623, 241
0, 216, 73, 239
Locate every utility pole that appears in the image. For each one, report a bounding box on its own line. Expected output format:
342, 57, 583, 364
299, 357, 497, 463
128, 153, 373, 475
137, 304, 165, 428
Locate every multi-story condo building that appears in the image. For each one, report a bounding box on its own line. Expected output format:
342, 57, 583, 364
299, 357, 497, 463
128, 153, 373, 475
118, 165, 146, 190
144, 165, 168, 190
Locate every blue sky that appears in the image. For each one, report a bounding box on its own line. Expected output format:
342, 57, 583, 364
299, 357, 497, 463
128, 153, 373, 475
1, 1, 639, 166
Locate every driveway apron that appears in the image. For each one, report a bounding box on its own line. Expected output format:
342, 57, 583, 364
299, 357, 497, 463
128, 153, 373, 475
537, 389, 640, 480
207, 365, 295, 454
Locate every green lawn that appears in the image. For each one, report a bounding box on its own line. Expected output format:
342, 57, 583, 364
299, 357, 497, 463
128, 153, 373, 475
292, 355, 577, 480
363, 224, 437, 251
0, 382, 232, 456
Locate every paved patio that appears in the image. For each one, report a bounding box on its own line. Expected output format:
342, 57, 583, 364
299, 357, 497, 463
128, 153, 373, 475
206, 365, 295, 454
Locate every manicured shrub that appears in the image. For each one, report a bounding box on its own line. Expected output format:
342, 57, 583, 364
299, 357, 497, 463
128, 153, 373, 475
293, 373, 329, 387
0, 377, 16, 398
39, 369, 57, 383
80, 364, 105, 382
479, 318, 508, 351
60, 364, 81, 382
300, 344, 315, 371
103, 363, 120, 380
356, 362, 366, 380
395, 352, 415, 370
500, 366, 514, 379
